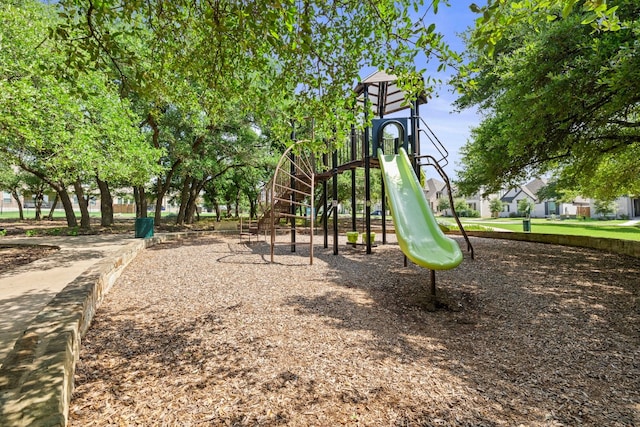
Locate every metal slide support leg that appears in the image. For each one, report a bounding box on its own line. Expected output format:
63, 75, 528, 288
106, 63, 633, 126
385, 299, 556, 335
430, 270, 436, 298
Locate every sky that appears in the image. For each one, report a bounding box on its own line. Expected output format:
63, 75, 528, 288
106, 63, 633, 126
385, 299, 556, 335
361, 1, 481, 180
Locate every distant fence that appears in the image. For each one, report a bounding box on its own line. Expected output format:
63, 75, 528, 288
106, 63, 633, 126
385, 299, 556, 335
113, 204, 135, 214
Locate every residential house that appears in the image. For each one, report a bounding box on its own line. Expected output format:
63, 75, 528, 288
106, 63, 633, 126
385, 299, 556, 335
600, 196, 640, 219
423, 178, 446, 213
499, 178, 603, 218
500, 178, 544, 217
429, 175, 639, 219
462, 189, 496, 218
620, 196, 640, 218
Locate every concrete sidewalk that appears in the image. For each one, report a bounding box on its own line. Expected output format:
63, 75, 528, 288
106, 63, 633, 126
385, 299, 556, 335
0, 234, 135, 367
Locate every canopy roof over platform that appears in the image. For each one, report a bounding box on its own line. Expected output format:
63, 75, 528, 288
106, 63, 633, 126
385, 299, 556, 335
354, 71, 428, 117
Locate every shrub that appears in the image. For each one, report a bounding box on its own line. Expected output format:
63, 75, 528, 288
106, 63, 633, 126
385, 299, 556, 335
594, 199, 616, 218
47, 228, 61, 236
517, 198, 534, 217
489, 198, 504, 217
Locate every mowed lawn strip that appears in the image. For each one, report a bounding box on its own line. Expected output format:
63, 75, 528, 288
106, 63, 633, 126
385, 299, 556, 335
459, 219, 640, 241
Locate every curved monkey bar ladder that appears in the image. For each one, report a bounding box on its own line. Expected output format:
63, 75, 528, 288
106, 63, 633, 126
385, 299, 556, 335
269, 141, 316, 264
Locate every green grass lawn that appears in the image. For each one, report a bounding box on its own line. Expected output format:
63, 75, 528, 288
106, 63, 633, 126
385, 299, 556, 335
0, 210, 103, 219
458, 218, 640, 241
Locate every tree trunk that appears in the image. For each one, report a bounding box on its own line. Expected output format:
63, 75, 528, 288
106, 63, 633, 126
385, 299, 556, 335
14, 161, 77, 226
73, 180, 91, 229
249, 196, 257, 220
34, 208, 41, 221
57, 187, 78, 227
214, 199, 221, 221
34, 195, 43, 221
154, 196, 164, 223
134, 187, 141, 217
11, 190, 24, 220
134, 186, 147, 218
176, 177, 192, 225
235, 191, 240, 218
47, 193, 59, 220
185, 179, 203, 224
139, 187, 147, 218
97, 177, 114, 226
146, 111, 178, 224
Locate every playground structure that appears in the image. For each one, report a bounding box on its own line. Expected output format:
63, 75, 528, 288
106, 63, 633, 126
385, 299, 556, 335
260, 71, 474, 292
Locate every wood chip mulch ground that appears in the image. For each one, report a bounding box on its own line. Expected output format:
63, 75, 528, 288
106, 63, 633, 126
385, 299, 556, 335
70, 235, 639, 426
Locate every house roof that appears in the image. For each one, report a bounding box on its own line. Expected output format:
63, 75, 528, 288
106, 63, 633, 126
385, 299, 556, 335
501, 194, 518, 203
424, 178, 445, 197
500, 188, 521, 203
501, 178, 548, 203
524, 178, 547, 201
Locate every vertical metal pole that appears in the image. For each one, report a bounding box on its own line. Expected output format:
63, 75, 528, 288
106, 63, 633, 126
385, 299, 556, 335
381, 172, 386, 244
332, 148, 339, 255
290, 126, 296, 253
429, 269, 436, 298
379, 110, 387, 245
323, 150, 329, 249
412, 100, 421, 176
270, 182, 275, 263
364, 85, 372, 254
310, 174, 314, 265
350, 125, 357, 233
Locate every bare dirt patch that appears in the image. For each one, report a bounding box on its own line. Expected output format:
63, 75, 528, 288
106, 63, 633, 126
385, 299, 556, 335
70, 236, 639, 426
0, 216, 220, 238
0, 245, 59, 274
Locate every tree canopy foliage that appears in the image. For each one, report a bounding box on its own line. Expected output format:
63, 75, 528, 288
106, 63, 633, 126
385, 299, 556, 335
54, 0, 459, 144
454, 0, 639, 200
2, 0, 464, 227
1, 0, 163, 226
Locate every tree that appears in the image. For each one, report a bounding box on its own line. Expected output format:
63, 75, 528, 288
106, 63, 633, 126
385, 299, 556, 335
437, 197, 450, 215
0, 162, 24, 220
54, 0, 460, 147
238, 164, 275, 220
468, 0, 622, 57
517, 198, 534, 218
537, 180, 581, 206
1, 1, 80, 226
593, 199, 616, 218
0, 0, 162, 228
454, 198, 469, 215
22, 173, 51, 221
489, 198, 504, 218
454, 1, 640, 200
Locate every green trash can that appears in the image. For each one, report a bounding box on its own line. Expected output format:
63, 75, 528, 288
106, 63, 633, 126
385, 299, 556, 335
135, 217, 154, 238
523, 218, 531, 232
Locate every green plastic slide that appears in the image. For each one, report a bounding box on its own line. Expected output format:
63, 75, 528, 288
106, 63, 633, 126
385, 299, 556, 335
378, 148, 463, 270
